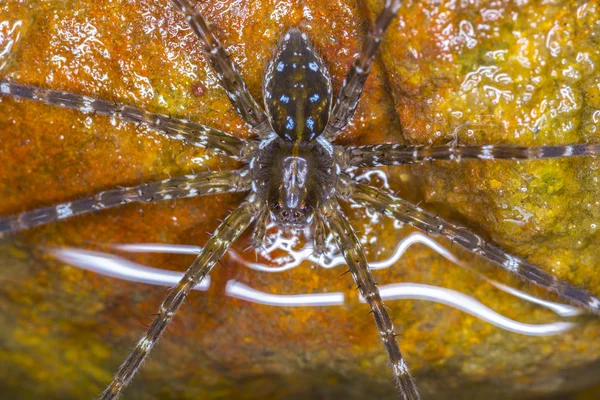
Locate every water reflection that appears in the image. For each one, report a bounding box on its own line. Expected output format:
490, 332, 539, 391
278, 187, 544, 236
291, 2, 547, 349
226, 280, 345, 307
48, 230, 581, 337
109, 233, 581, 318
369, 283, 575, 336
109, 230, 459, 272
0, 20, 22, 71
50, 247, 210, 290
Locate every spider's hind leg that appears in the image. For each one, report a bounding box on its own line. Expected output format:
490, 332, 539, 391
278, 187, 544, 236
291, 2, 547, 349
170, 0, 268, 133
321, 199, 420, 400
324, 0, 403, 140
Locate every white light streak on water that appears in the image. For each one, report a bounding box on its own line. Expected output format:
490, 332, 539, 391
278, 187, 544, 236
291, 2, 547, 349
49, 247, 210, 290
225, 280, 344, 307
113, 232, 457, 271
360, 283, 576, 336
113, 243, 201, 254
48, 230, 582, 337
489, 281, 581, 318
110, 232, 581, 319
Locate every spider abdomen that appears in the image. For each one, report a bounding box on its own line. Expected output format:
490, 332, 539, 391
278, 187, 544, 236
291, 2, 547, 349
263, 28, 332, 144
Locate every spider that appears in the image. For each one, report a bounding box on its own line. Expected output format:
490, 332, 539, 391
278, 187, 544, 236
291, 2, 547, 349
1, 0, 600, 399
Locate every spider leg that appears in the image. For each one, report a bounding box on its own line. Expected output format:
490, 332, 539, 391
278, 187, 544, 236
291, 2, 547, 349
170, 0, 268, 133
0, 169, 250, 233
321, 200, 420, 400
0, 82, 251, 159
348, 182, 600, 315
99, 194, 264, 400
323, 0, 402, 141
343, 143, 600, 167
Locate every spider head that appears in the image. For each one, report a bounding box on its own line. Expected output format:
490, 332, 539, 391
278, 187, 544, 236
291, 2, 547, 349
266, 151, 317, 227
270, 201, 314, 227
252, 135, 338, 228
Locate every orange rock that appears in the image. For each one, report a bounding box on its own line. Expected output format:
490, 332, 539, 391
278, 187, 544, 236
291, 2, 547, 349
0, 0, 598, 399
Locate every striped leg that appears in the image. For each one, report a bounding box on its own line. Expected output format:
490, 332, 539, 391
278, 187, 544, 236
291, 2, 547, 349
170, 0, 268, 132
321, 200, 420, 400
343, 143, 600, 167
99, 194, 264, 400
0, 82, 250, 158
324, 0, 402, 140
349, 182, 600, 315
0, 169, 250, 233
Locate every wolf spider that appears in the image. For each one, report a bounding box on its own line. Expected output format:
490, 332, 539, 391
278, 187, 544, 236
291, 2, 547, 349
1, 0, 600, 399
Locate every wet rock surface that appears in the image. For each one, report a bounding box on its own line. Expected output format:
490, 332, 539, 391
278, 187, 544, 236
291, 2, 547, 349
0, 0, 599, 399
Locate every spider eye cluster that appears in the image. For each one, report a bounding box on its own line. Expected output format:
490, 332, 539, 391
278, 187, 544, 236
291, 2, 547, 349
271, 201, 314, 226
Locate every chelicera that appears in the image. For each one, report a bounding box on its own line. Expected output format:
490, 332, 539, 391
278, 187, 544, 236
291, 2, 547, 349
1, 0, 599, 399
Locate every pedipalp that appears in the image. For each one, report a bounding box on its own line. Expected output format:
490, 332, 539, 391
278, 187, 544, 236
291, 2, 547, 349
313, 211, 327, 256
251, 207, 269, 248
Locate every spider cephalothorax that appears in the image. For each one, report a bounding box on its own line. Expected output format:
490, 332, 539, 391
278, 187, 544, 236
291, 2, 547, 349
251, 134, 338, 226
1, 0, 600, 399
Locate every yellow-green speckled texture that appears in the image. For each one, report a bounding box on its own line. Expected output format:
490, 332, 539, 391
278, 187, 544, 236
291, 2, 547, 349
0, 0, 599, 399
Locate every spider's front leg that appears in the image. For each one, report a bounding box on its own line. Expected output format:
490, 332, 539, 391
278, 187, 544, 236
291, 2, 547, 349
321, 200, 420, 400
348, 182, 600, 315
170, 0, 269, 133
0, 169, 250, 233
343, 143, 600, 166
99, 194, 264, 400
0, 82, 251, 158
